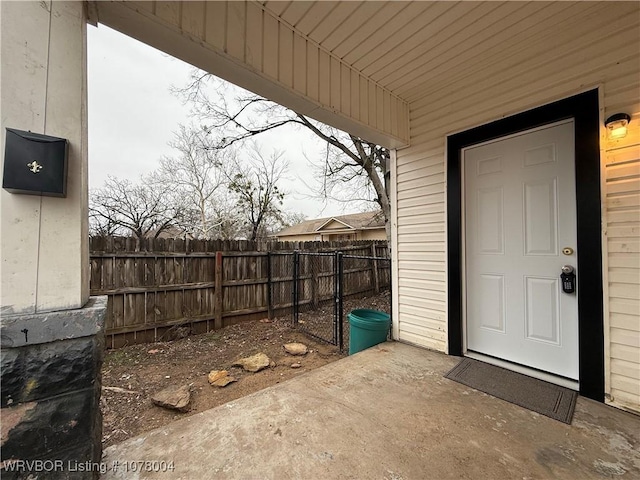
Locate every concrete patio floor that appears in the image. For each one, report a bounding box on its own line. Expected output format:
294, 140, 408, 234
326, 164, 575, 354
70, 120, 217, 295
102, 342, 640, 479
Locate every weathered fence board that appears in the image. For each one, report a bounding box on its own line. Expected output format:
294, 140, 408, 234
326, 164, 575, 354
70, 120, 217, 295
90, 237, 389, 348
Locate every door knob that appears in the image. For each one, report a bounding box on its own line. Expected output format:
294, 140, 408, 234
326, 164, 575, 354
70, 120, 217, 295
561, 265, 576, 293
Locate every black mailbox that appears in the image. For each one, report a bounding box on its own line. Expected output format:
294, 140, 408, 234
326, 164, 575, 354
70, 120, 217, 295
3, 128, 68, 197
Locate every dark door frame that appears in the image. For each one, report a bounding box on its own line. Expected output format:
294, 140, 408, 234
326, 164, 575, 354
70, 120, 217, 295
446, 89, 604, 402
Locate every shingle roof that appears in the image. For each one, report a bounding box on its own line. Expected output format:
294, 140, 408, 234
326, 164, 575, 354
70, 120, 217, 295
274, 210, 385, 237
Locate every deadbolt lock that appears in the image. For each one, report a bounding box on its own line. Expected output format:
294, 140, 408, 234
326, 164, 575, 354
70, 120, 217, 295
562, 247, 574, 255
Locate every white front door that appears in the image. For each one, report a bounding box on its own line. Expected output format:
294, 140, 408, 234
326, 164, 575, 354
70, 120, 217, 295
464, 120, 578, 380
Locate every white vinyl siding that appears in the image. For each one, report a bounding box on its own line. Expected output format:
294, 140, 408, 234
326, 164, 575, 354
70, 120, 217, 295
604, 125, 640, 413
394, 4, 640, 412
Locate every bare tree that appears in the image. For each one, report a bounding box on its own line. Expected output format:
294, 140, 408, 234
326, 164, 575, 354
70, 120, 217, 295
151, 125, 227, 239
176, 73, 391, 242
207, 196, 245, 240
89, 175, 184, 240
226, 144, 288, 241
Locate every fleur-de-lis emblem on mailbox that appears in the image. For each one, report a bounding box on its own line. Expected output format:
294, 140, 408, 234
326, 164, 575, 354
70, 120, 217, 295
27, 161, 43, 174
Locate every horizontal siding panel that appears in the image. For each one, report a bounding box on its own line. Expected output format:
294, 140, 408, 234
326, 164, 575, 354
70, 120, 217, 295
399, 322, 446, 343
396, 183, 445, 201
397, 193, 445, 209
397, 212, 444, 226
398, 232, 446, 244
606, 193, 640, 210
611, 327, 640, 348
609, 299, 640, 317
397, 155, 446, 176
611, 343, 640, 364
608, 270, 640, 285
608, 253, 640, 269
398, 244, 446, 255
611, 358, 640, 381
398, 331, 445, 352
398, 250, 445, 264
399, 314, 446, 335
610, 312, 640, 331
607, 210, 640, 225
608, 240, 640, 254
606, 162, 640, 182
400, 308, 446, 325
611, 373, 640, 396
607, 226, 640, 238
397, 203, 445, 219
606, 178, 640, 196
397, 163, 444, 182
605, 145, 640, 166
609, 389, 640, 413
609, 283, 640, 301
399, 173, 445, 192
411, 60, 639, 144
397, 224, 445, 236
396, 139, 446, 163
399, 286, 446, 303
400, 269, 447, 283
398, 277, 446, 292
413, 66, 637, 139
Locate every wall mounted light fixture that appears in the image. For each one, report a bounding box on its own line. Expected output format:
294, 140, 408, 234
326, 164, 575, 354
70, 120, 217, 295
605, 113, 631, 140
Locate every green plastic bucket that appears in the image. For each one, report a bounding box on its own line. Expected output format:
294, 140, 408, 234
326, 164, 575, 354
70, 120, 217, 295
348, 309, 391, 355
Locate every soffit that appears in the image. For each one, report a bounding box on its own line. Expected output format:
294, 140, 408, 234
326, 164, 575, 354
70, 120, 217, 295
260, 1, 620, 103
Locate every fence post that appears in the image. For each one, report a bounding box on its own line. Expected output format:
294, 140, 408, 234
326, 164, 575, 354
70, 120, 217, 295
370, 243, 380, 294
267, 252, 273, 320
337, 251, 344, 351
292, 251, 299, 326
310, 254, 318, 309
214, 251, 223, 330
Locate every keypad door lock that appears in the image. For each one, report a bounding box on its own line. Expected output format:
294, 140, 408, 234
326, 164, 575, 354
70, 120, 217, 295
561, 265, 576, 294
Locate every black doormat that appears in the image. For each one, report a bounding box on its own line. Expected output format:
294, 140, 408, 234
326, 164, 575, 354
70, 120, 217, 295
444, 358, 578, 424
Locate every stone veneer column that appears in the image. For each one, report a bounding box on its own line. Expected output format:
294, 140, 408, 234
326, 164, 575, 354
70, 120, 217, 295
1, 297, 106, 479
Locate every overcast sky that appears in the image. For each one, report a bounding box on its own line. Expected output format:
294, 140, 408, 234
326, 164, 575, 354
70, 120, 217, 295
87, 24, 363, 219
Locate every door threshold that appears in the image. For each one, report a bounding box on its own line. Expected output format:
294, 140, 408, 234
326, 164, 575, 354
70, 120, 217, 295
465, 351, 579, 391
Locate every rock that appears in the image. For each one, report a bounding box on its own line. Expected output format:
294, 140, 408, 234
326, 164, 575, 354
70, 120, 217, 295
291, 363, 302, 369
208, 370, 236, 387
151, 384, 190, 412
233, 353, 270, 372
283, 343, 308, 356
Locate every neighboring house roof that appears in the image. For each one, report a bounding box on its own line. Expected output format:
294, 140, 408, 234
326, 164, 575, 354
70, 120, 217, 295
274, 211, 385, 237
144, 226, 194, 240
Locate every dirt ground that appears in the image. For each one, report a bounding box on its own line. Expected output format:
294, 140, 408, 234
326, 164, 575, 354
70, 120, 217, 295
100, 292, 390, 448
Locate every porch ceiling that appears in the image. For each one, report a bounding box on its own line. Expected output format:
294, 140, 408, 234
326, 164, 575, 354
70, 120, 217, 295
93, 1, 636, 147
261, 1, 623, 103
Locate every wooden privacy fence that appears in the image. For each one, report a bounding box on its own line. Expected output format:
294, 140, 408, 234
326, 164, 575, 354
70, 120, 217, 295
89, 237, 389, 348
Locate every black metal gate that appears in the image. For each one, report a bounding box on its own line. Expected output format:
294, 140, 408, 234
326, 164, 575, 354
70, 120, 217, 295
293, 252, 340, 345
292, 251, 391, 351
